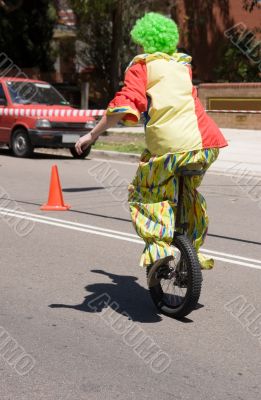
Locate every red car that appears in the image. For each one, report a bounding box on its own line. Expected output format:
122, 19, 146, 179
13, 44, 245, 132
0, 77, 96, 158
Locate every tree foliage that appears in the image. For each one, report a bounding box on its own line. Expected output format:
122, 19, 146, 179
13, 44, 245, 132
215, 46, 261, 82
0, 0, 56, 70
0, 0, 23, 12
242, 0, 260, 12
71, 0, 166, 104
214, 1, 261, 82
71, 0, 260, 102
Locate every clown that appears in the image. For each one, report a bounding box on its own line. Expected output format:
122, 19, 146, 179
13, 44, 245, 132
75, 12, 228, 269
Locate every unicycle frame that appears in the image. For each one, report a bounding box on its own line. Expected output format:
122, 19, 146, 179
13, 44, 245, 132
146, 167, 205, 319
175, 168, 205, 237
175, 174, 187, 235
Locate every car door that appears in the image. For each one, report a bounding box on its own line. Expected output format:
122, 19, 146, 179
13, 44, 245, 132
0, 82, 9, 143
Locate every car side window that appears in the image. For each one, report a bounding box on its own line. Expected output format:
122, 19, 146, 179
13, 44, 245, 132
0, 83, 7, 102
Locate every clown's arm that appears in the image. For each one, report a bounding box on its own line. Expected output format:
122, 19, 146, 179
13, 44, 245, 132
75, 62, 147, 155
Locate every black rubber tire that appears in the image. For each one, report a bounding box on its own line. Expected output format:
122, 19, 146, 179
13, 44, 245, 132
147, 234, 202, 319
70, 146, 91, 159
11, 128, 34, 158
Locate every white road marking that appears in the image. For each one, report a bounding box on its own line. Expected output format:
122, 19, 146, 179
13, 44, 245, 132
199, 253, 261, 270
199, 249, 261, 264
0, 207, 138, 237
0, 207, 260, 270
0, 208, 142, 244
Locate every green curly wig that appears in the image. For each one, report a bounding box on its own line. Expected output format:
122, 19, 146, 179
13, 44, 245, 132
131, 12, 179, 55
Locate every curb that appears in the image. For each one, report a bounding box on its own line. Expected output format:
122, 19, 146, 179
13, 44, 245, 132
33, 148, 261, 177
90, 149, 140, 163
34, 147, 141, 163
91, 150, 261, 178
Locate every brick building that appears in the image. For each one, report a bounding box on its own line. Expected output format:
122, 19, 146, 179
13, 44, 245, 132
51, 0, 261, 84
169, 0, 261, 81
50, 0, 261, 126
53, 0, 77, 81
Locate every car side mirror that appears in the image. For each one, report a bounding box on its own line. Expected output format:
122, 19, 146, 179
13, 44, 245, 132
0, 98, 7, 106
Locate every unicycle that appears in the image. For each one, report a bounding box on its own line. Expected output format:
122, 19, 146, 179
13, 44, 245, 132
146, 167, 204, 319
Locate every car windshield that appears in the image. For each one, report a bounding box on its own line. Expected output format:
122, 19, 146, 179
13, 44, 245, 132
6, 81, 70, 106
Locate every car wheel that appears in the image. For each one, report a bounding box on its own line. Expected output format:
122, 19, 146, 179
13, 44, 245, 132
12, 128, 34, 158
70, 146, 91, 159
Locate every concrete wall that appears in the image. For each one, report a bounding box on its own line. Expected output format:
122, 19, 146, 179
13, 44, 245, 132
198, 83, 261, 129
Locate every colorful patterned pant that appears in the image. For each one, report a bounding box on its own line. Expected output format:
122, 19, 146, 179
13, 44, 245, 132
128, 148, 219, 269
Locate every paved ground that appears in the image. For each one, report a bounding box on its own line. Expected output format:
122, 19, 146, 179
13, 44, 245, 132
93, 127, 261, 176
0, 146, 260, 400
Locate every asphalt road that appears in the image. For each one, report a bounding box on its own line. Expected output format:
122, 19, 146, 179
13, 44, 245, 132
0, 148, 260, 400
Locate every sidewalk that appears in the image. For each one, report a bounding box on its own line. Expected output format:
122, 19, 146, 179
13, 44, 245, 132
209, 128, 261, 176
97, 127, 261, 176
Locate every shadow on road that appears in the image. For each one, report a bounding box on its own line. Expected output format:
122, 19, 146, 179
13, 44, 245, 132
0, 147, 83, 160
49, 269, 163, 323
63, 187, 105, 193
49, 269, 203, 323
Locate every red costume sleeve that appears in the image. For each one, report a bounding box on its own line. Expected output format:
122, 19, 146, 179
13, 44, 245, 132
106, 62, 147, 125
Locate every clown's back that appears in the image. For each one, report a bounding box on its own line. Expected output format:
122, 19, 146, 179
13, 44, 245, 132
128, 52, 227, 156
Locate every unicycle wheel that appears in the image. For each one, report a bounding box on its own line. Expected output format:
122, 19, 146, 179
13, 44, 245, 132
146, 233, 202, 319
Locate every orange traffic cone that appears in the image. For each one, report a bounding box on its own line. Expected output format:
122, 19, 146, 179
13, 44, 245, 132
41, 165, 71, 211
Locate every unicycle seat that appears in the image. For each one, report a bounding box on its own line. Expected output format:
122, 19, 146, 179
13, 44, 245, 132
176, 167, 205, 176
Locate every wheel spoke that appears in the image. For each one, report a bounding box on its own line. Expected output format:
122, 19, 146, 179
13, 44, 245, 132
159, 256, 189, 308
147, 235, 202, 318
